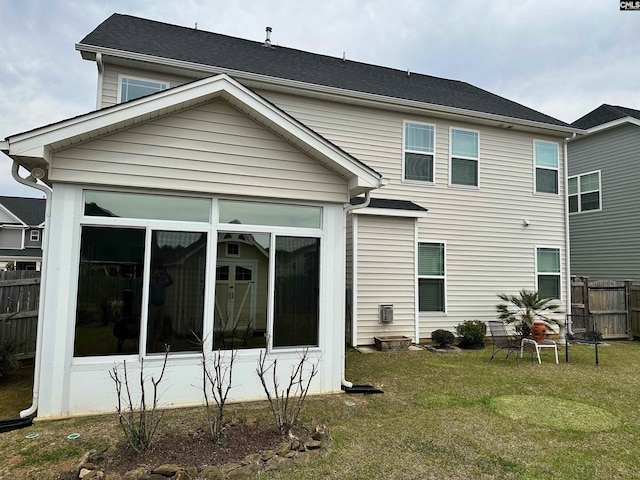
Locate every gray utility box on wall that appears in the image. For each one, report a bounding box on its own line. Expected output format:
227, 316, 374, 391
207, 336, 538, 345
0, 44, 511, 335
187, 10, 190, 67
379, 304, 394, 323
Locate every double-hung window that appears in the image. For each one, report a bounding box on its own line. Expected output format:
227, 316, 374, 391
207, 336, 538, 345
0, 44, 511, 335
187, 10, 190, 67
534, 140, 559, 194
569, 171, 601, 213
418, 242, 446, 312
536, 247, 561, 300
30, 230, 40, 242
119, 76, 168, 103
450, 128, 479, 186
404, 122, 435, 182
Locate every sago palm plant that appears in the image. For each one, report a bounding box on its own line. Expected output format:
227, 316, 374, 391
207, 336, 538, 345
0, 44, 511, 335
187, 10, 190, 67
496, 289, 563, 339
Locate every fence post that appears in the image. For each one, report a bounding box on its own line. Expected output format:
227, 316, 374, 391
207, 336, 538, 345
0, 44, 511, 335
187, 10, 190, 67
582, 276, 590, 315
625, 280, 633, 340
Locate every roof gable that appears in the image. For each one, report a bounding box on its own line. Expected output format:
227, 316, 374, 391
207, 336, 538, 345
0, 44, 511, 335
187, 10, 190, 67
77, 14, 574, 131
4, 74, 382, 197
572, 104, 640, 130
0, 196, 45, 226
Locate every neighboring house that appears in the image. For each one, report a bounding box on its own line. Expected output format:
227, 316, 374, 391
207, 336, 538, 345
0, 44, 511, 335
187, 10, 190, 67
568, 104, 640, 282
0, 196, 45, 271
2, 14, 582, 418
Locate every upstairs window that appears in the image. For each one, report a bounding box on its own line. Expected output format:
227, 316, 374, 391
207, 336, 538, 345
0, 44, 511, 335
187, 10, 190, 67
404, 122, 435, 183
30, 230, 40, 242
450, 128, 479, 186
569, 171, 601, 213
534, 141, 559, 194
119, 76, 168, 103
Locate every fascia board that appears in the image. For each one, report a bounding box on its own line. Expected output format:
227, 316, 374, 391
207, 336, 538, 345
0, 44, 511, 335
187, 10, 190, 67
353, 207, 428, 218
586, 117, 640, 134
76, 43, 584, 137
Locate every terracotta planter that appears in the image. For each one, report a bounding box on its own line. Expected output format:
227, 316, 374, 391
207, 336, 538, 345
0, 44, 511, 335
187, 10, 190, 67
531, 321, 547, 343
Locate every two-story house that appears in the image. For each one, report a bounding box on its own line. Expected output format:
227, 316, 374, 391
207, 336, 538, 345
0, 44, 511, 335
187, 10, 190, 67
568, 104, 640, 283
0, 196, 45, 271
2, 14, 582, 418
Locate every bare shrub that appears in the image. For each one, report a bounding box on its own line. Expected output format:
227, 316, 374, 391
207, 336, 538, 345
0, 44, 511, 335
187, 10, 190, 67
200, 339, 236, 444
109, 345, 170, 454
256, 347, 319, 435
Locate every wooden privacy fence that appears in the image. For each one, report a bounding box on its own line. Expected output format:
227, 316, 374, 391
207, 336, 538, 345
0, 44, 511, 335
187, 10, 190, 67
0, 270, 40, 358
571, 276, 639, 340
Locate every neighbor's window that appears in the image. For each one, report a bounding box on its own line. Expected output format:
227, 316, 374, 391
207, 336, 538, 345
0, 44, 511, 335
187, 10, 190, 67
404, 122, 435, 182
450, 128, 479, 186
536, 247, 561, 300
29, 230, 40, 242
534, 141, 559, 194
119, 76, 168, 103
418, 242, 445, 312
569, 171, 601, 213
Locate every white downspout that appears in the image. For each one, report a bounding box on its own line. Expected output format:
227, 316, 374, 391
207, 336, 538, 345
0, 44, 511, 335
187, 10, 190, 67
11, 161, 52, 418
95, 52, 104, 109
341, 191, 371, 388
561, 134, 577, 344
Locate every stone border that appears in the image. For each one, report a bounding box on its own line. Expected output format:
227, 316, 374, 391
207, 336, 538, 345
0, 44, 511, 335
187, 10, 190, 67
74, 426, 330, 480
423, 345, 462, 354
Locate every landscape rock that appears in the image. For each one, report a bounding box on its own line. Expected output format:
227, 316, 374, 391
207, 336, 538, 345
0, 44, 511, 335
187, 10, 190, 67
220, 463, 241, 475
264, 456, 289, 471
276, 442, 291, 456
260, 449, 276, 461
151, 464, 181, 476
226, 463, 259, 479
242, 452, 262, 464
304, 440, 322, 450
199, 465, 224, 480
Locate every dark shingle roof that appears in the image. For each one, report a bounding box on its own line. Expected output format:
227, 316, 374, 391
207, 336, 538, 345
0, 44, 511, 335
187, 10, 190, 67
350, 197, 427, 212
572, 104, 640, 130
79, 14, 571, 129
0, 249, 43, 257
0, 197, 46, 226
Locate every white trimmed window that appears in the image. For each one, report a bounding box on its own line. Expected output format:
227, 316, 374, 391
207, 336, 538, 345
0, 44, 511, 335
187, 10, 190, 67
536, 247, 561, 300
534, 140, 559, 194
404, 122, 435, 183
418, 242, 446, 312
30, 230, 40, 242
569, 171, 601, 213
119, 76, 168, 103
450, 128, 479, 186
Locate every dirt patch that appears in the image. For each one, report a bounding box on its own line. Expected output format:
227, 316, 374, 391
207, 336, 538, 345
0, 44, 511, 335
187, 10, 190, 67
93, 423, 287, 475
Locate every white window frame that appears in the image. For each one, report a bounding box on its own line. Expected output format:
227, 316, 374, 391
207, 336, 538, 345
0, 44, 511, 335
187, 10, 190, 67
117, 74, 169, 103
568, 170, 602, 214
449, 127, 480, 188
72, 189, 326, 362
533, 140, 560, 195
30, 230, 40, 242
403, 121, 436, 184
535, 246, 562, 300
417, 240, 447, 314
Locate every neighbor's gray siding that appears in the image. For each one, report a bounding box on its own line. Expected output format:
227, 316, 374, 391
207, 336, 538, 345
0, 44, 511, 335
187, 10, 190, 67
568, 123, 640, 282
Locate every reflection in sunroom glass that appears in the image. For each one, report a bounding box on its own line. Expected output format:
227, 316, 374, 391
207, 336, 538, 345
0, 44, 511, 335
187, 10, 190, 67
146, 231, 207, 354
219, 201, 321, 228
214, 232, 269, 350
84, 191, 210, 222
74, 226, 145, 357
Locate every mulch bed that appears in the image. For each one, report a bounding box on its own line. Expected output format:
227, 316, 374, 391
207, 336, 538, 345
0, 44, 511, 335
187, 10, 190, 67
94, 424, 287, 475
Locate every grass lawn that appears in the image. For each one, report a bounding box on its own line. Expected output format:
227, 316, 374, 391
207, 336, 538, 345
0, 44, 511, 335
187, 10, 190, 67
2, 342, 640, 479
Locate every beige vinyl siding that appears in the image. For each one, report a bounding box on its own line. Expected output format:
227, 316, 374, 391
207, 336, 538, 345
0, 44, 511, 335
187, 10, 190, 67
261, 91, 568, 336
355, 215, 415, 346
0, 209, 17, 223
569, 124, 640, 282
51, 100, 348, 203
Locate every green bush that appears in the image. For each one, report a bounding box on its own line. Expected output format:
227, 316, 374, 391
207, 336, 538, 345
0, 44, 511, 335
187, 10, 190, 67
431, 329, 455, 348
455, 320, 486, 349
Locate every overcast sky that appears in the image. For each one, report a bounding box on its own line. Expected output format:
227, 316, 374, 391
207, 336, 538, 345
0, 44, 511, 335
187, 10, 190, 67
1, 0, 638, 198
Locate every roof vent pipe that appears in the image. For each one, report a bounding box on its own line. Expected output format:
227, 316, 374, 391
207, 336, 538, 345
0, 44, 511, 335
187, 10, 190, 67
264, 26, 272, 47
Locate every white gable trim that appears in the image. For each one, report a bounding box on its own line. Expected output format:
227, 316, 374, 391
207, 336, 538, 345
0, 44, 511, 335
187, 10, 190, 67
5, 74, 383, 197
586, 116, 640, 134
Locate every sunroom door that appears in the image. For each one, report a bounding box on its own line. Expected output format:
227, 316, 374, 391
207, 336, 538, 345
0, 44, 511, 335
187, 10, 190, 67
214, 261, 257, 347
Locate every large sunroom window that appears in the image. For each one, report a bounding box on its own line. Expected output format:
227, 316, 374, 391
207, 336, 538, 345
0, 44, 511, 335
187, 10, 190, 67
74, 192, 322, 357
